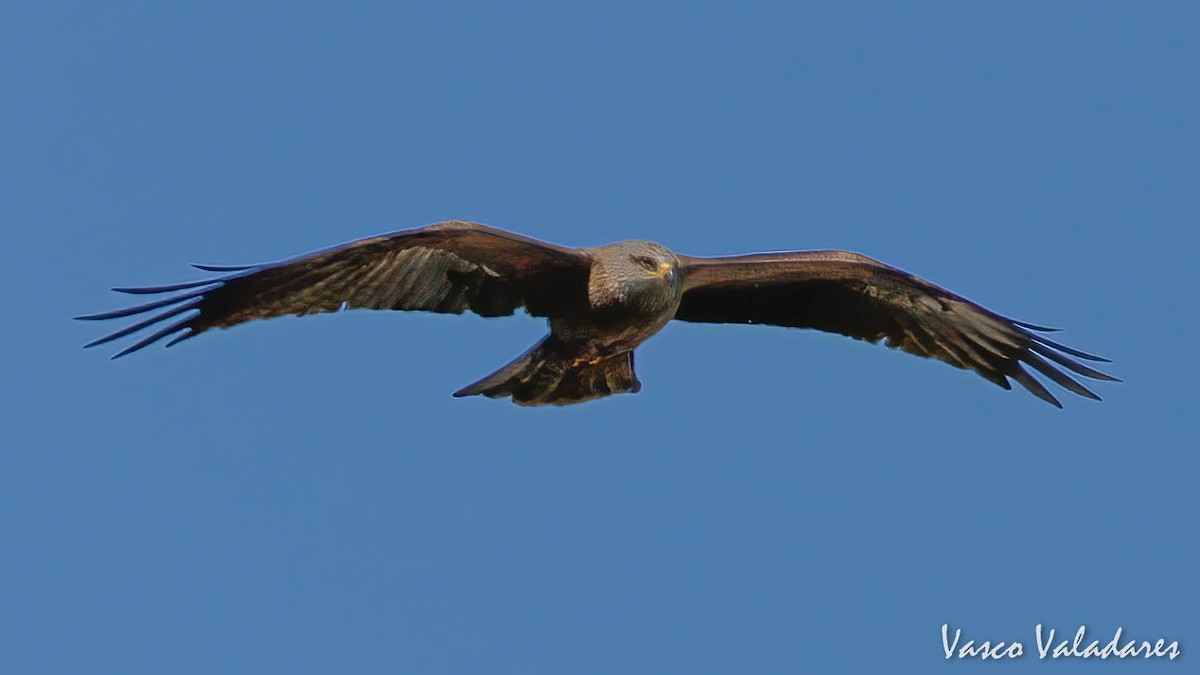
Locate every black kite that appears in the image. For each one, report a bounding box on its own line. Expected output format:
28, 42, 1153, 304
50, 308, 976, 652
77, 221, 1118, 406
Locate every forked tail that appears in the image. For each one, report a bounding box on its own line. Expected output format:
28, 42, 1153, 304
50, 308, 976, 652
453, 336, 641, 406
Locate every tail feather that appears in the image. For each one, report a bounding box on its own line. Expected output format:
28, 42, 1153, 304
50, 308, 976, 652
454, 337, 641, 406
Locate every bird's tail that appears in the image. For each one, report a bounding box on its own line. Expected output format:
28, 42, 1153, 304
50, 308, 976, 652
453, 336, 641, 406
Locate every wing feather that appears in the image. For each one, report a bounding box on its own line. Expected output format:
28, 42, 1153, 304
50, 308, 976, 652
78, 221, 591, 356
674, 251, 1117, 406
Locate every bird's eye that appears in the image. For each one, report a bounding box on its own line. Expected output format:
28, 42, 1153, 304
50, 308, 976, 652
634, 256, 657, 271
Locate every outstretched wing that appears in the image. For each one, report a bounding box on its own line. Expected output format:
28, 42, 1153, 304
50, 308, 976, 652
77, 221, 592, 358
673, 250, 1118, 407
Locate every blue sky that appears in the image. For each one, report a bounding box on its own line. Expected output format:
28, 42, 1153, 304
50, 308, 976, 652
2, 1, 1196, 673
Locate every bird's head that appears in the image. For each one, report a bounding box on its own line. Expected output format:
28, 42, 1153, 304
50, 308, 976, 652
588, 240, 681, 310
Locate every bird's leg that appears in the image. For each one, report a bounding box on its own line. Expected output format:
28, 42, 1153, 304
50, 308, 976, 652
571, 354, 608, 367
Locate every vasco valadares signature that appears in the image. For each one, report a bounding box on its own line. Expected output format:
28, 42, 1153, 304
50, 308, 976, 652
942, 623, 1180, 661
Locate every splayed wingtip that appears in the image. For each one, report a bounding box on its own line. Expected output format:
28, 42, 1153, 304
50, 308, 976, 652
190, 262, 256, 272
112, 278, 223, 295
1010, 319, 1061, 332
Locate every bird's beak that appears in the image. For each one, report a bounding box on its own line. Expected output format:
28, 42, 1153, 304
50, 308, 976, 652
655, 262, 674, 279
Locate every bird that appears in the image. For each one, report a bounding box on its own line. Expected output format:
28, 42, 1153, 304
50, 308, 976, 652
76, 220, 1118, 407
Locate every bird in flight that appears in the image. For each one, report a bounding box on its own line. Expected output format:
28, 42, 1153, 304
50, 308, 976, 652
77, 221, 1117, 407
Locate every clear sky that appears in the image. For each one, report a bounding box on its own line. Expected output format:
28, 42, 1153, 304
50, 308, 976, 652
2, 2, 1196, 673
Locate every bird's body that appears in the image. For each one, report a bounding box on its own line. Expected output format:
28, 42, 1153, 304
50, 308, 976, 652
455, 239, 683, 405
78, 221, 1117, 407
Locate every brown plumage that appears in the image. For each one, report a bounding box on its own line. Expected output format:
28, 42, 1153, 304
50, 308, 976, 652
77, 221, 1118, 407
